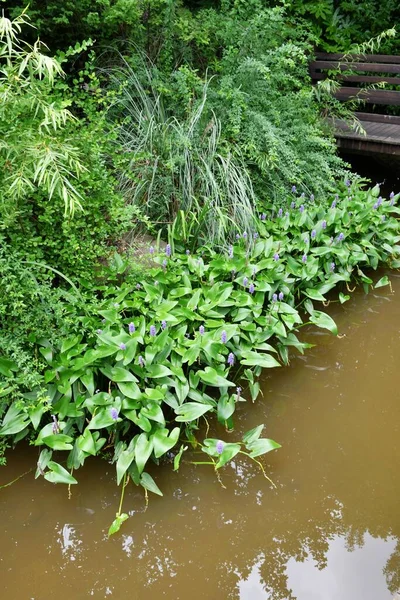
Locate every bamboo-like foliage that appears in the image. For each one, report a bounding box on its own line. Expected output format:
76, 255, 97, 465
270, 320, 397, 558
0, 11, 85, 217
106, 57, 257, 247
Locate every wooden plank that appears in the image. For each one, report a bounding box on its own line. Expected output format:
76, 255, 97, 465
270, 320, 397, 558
311, 72, 400, 85
334, 87, 400, 105
337, 138, 400, 156
355, 112, 400, 125
315, 52, 400, 64
313, 61, 400, 74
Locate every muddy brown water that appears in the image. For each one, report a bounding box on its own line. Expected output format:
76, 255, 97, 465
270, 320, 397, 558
2, 273, 400, 599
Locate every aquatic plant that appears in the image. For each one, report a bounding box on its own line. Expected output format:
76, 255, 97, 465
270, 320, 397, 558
0, 181, 399, 534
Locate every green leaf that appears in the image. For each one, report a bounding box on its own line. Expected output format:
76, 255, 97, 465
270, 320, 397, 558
175, 402, 213, 422
87, 407, 117, 430
42, 434, 74, 451
108, 513, 129, 537
217, 395, 235, 422
116, 447, 136, 485
141, 402, 165, 425
100, 366, 137, 382
198, 367, 235, 387
61, 335, 81, 355
242, 425, 264, 444
216, 443, 241, 468
0, 404, 29, 436
339, 292, 350, 304
241, 351, 281, 369
305, 288, 326, 301
153, 427, 180, 458
135, 433, 153, 475
35, 449, 52, 478
145, 364, 173, 378
309, 310, 338, 335
140, 472, 163, 496
246, 438, 281, 458
77, 428, 97, 456
375, 276, 390, 289
173, 444, 187, 471
0, 358, 18, 378
117, 381, 141, 399
44, 461, 77, 485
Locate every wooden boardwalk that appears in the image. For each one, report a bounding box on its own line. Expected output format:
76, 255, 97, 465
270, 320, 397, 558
310, 53, 400, 158
332, 112, 400, 157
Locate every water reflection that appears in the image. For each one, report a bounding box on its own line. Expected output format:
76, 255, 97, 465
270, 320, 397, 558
1, 276, 400, 599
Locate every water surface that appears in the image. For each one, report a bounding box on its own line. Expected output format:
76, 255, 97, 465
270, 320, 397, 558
2, 274, 400, 599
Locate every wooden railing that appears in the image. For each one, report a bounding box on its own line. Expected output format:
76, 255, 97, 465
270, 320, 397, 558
309, 52, 400, 106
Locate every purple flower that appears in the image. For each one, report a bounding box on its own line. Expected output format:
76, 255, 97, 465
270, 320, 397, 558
110, 408, 119, 421
278, 291, 284, 301
330, 262, 335, 272
253, 232, 259, 239
227, 352, 235, 367
310, 194, 314, 201
138, 355, 145, 367
377, 196, 383, 207
236, 233, 241, 239
119, 343, 126, 351
162, 259, 167, 269
249, 282, 255, 294
199, 325, 205, 335
228, 245, 234, 259
52, 415, 59, 435
390, 197, 395, 207
301, 192, 305, 198
136, 283, 142, 290
150, 325, 157, 337
243, 231, 247, 239
261, 213, 266, 221
278, 208, 283, 217
236, 387, 242, 397
128, 322, 135, 334
331, 200, 337, 209
96, 329, 103, 335
285, 211, 289, 217
291, 201, 295, 209
149, 246, 155, 255
302, 254, 307, 263
243, 276, 249, 287
299, 205, 305, 213
273, 252, 279, 261
337, 233, 344, 242
221, 330, 227, 344
322, 220, 327, 229
390, 191, 395, 198
272, 293, 278, 302
165, 244, 171, 257
291, 185, 297, 193
311, 229, 316, 239
186, 249, 190, 255
216, 440, 225, 455
345, 179, 351, 187
161, 320, 167, 330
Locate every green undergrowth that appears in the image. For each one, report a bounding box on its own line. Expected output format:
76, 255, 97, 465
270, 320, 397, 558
1, 180, 399, 532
